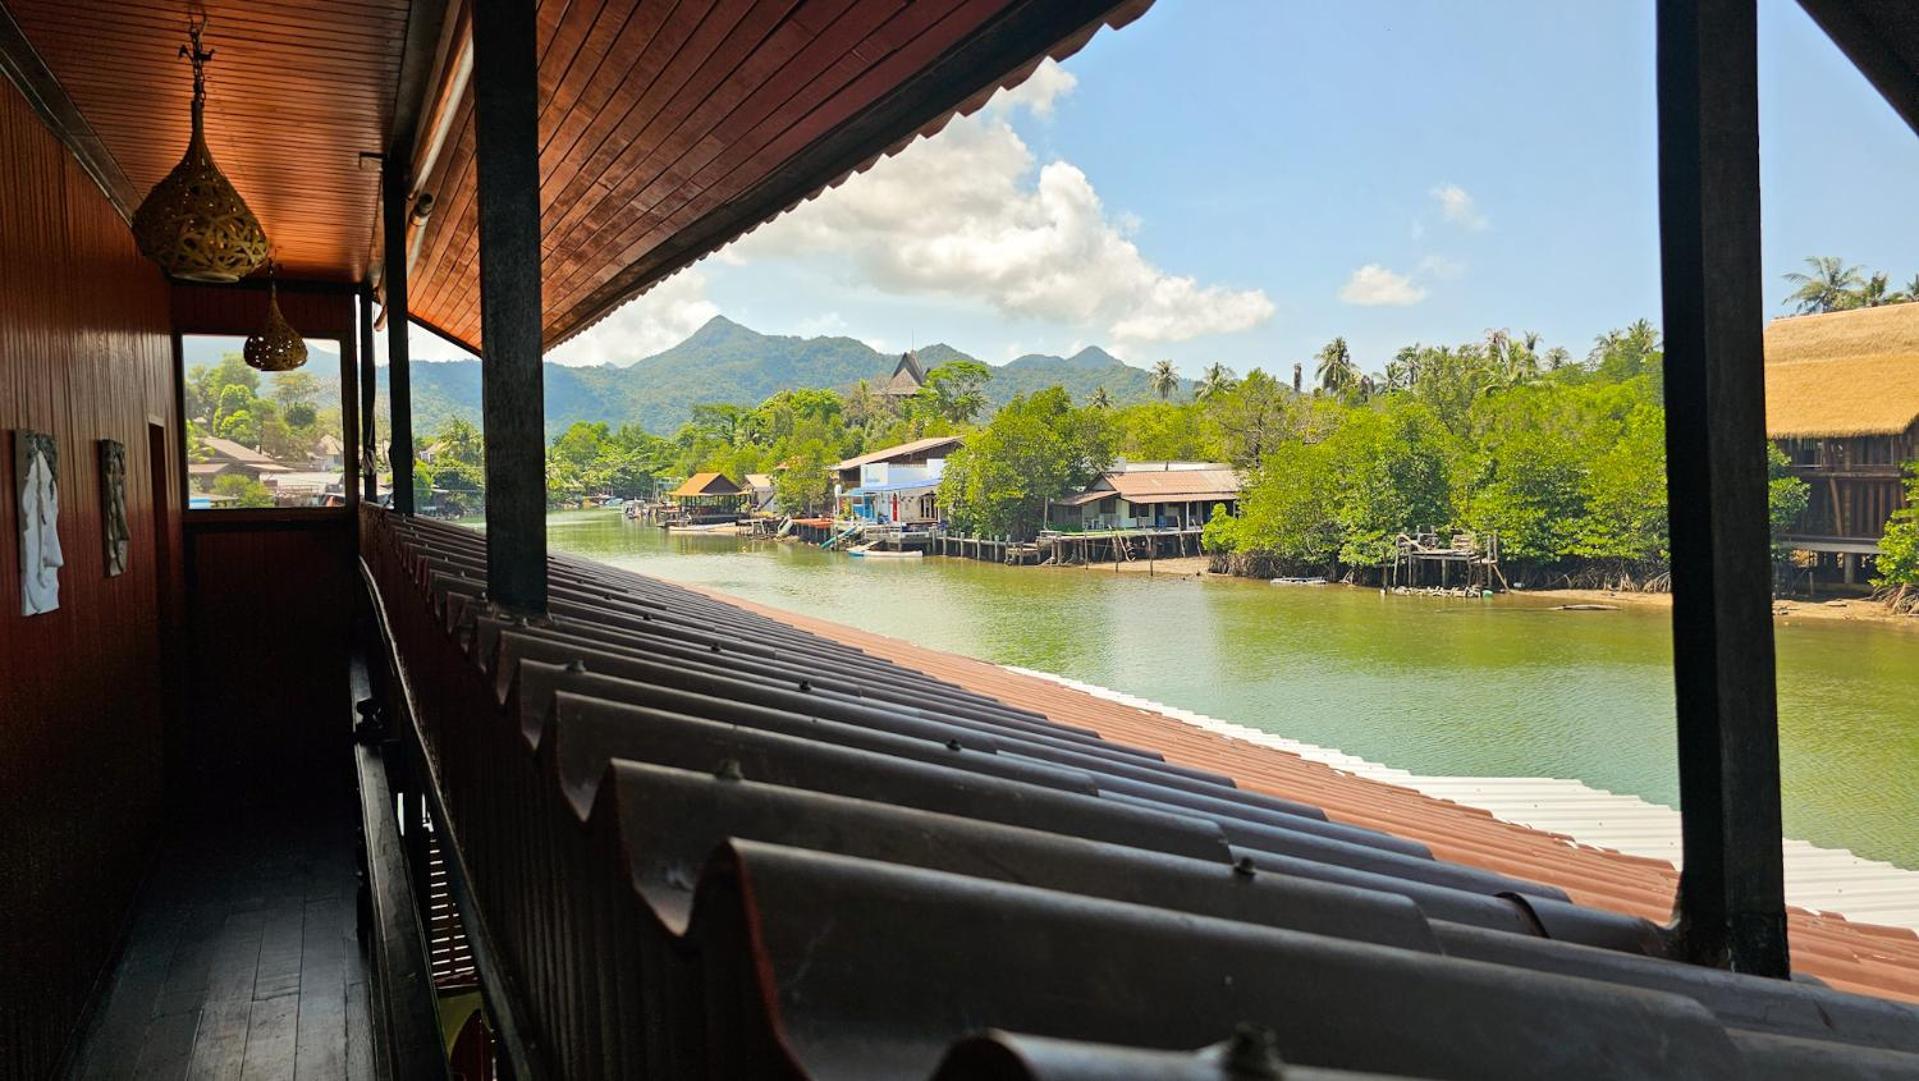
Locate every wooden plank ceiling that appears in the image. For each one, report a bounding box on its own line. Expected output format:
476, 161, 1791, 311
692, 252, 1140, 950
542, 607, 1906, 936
408, 0, 1154, 353
7, 0, 409, 282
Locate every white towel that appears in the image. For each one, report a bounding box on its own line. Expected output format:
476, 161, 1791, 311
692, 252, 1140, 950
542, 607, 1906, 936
21, 451, 61, 615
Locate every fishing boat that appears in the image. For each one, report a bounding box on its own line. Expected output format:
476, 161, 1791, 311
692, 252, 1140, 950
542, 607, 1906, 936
847, 543, 923, 559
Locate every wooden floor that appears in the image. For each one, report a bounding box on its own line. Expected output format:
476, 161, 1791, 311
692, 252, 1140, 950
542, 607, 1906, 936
67, 802, 374, 1081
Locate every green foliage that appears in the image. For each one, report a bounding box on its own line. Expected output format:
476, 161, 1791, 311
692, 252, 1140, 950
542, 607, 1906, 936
1782, 256, 1919, 314
1873, 465, 1919, 588
913, 360, 992, 424
1767, 444, 1811, 561
939, 388, 1115, 540
212, 474, 274, 508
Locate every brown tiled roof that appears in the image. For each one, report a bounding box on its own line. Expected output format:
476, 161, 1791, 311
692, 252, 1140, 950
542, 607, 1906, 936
365, 512, 1919, 1081
718, 593, 1919, 1006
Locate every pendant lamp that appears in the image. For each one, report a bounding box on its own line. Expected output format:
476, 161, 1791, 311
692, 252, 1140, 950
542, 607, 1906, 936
244, 268, 308, 372
131, 16, 270, 283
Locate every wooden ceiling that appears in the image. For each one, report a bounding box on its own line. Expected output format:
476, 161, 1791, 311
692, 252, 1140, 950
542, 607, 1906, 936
7, 0, 410, 282
7, 0, 1152, 349
408, 0, 1154, 352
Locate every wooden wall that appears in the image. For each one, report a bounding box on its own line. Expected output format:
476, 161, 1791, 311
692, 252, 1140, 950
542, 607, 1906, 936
0, 77, 180, 1080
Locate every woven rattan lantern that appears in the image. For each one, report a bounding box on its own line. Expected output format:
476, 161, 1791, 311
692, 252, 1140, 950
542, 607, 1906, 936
244, 276, 308, 372
131, 18, 269, 283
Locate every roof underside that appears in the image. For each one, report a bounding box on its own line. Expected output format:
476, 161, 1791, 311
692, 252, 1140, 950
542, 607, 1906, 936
408, 0, 1156, 352
7, 0, 408, 283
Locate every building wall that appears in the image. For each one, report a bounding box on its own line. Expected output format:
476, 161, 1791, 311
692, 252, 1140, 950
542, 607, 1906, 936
0, 78, 180, 1079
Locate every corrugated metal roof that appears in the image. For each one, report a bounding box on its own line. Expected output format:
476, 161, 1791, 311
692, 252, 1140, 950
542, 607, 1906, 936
666, 472, 742, 498
363, 512, 1919, 1079
1067, 467, 1242, 506
833, 436, 964, 472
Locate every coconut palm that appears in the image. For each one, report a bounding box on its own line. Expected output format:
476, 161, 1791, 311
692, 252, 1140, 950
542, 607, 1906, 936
1544, 346, 1571, 372
1314, 337, 1357, 395
1783, 256, 1864, 314
1088, 386, 1112, 409
1900, 274, 1919, 303
1195, 362, 1237, 401
1149, 360, 1180, 400
1858, 272, 1893, 308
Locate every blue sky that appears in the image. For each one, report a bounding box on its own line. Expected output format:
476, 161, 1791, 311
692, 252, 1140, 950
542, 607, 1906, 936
402, 0, 1919, 379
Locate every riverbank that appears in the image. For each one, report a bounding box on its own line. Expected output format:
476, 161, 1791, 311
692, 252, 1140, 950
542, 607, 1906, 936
1513, 587, 1919, 628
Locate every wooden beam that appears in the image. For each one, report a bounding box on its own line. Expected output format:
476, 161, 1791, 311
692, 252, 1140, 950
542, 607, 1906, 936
1796, 0, 1919, 137
1656, 0, 1789, 977
383, 164, 417, 515
359, 290, 378, 502
471, 0, 547, 615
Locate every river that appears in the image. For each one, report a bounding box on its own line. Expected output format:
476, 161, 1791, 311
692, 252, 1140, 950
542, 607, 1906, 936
540, 509, 1919, 870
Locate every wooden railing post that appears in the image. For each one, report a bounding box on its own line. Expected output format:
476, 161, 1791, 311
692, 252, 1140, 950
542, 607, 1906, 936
1656, 0, 1789, 977
471, 0, 548, 615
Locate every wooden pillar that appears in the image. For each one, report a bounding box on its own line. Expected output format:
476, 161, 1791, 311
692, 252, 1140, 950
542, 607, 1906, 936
1656, 0, 1788, 977
383, 163, 416, 514
472, 0, 548, 615
359, 290, 378, 502
340, 304, 361, 522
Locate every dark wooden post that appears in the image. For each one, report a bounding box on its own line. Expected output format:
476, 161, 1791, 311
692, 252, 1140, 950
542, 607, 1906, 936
340, 307, 361, 522
359, 289, 378, 502
1656, 0, 1789, 977
383, 164, 416, 514
471, 0, 548, 615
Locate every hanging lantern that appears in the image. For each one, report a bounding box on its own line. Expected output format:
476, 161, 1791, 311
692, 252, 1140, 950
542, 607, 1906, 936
131, 16, 269, 283
244, 274, 308, 372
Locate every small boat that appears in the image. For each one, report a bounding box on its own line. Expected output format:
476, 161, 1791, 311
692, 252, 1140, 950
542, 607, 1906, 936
847, 544, 923, 559
1270, 576, 1328, 586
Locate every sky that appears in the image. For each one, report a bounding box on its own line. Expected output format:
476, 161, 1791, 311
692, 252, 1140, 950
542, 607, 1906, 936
386, 0, 1919, 379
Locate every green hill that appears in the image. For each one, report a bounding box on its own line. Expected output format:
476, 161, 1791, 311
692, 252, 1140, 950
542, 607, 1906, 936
381, 316, 1173, 436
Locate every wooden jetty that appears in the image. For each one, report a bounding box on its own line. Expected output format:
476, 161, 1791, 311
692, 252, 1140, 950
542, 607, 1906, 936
1386, 530, 1507, 592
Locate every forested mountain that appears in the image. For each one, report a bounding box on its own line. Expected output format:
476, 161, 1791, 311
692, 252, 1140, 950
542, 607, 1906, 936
378, 316, 1167, 435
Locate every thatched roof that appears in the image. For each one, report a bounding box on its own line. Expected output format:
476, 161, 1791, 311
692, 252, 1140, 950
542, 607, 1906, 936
1764, 305, 1919, 438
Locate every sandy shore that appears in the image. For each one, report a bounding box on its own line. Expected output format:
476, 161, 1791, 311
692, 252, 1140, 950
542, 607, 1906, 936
1516, 587, 1919, 628
1039, 554, 1212, 577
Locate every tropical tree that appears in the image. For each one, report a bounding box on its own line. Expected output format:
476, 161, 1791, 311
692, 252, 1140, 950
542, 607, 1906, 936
939, 388, 1115, 539
1783, 256, 1864, 314
1149, 359, 1180, 401
1900, 274, 1919, 303
913, 360, 992, 424
1314, 337, 1358, 396
1088, 386, 1112, 409
1857, 272, 1893, 308
1195, 363, 1237, 401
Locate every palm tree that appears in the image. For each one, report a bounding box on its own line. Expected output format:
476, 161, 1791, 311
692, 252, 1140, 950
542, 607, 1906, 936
1900, 274, 1919, 303
1314, 337, 1357, 395
1195, 362, 1236, 401
1783, 256, 1864, 314
1088, 386, 1112, 409
1544, 346, 1571, 372
1149, 360, 1180, 401
1858, 272, 1892, 308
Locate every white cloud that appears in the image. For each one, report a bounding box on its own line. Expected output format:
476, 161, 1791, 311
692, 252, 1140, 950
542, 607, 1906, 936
1339, 264, 1428, 307
1431, 184, 1488, 230
547, 268, 721, 367
1416, 254, 1466, 280
991, 58, 1076, 119
727, 67, 1272, 354
794, 312, 850, 338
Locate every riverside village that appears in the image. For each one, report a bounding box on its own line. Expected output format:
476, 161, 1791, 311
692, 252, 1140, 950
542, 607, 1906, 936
7, 3, 1919, 1081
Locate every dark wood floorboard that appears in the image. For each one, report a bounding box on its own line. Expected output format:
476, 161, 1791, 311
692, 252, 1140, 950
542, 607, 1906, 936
67, 803, 370, 1081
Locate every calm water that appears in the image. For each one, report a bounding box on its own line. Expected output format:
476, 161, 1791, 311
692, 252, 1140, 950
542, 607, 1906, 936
543, 510, 1919, 869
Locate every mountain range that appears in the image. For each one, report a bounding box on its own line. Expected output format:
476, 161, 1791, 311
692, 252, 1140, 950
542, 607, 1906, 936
376, 316, 1171, 437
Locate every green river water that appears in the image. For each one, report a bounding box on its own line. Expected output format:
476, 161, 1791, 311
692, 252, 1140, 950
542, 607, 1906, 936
540, 510, 1919, 870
